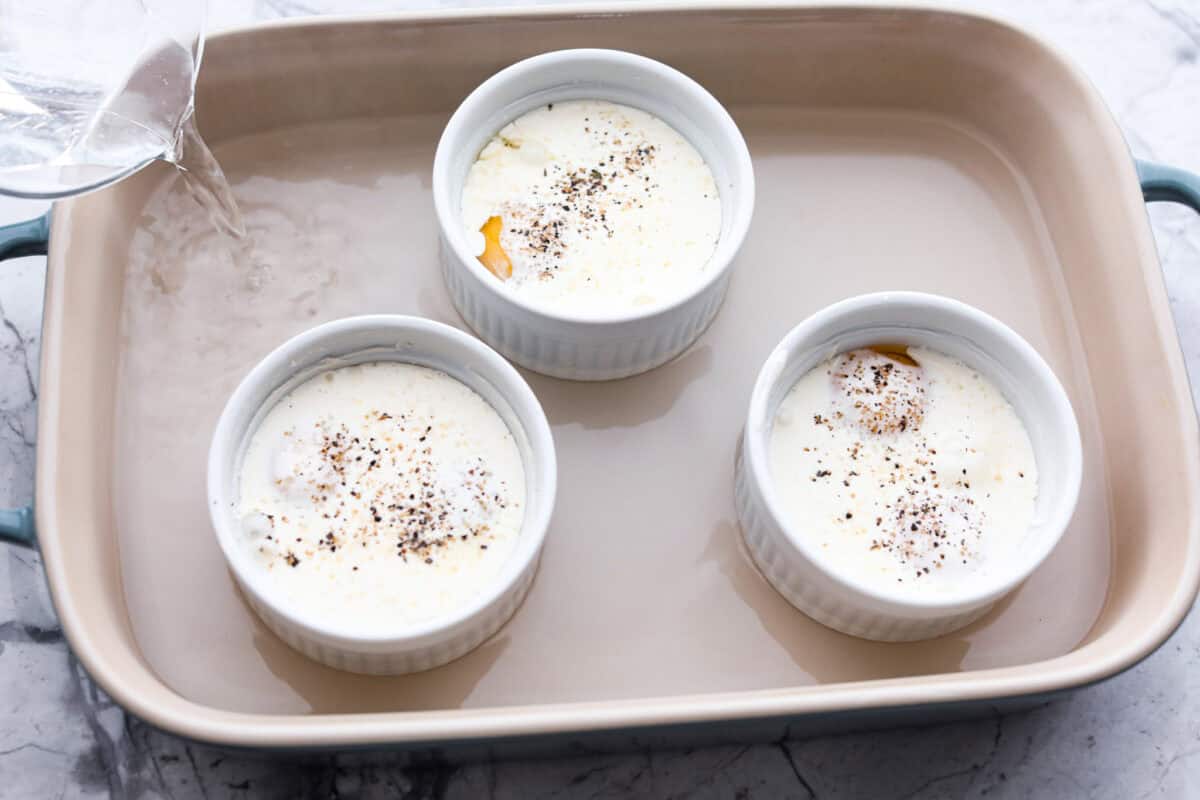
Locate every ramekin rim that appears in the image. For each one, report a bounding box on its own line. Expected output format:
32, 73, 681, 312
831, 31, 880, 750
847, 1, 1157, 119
431, 47, 755, 327
206, 314, 557, 646
743, 291, 1084, 613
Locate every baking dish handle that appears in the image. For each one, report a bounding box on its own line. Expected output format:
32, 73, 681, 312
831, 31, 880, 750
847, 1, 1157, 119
0, 212, 49, 547
1138, 159, 1200, 212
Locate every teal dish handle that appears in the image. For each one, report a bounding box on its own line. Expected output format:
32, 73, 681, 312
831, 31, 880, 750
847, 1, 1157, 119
1138, 159, 1200, 213
0, 213, 49, 547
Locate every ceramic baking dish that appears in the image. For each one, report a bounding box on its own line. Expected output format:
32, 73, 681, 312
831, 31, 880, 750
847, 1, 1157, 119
2, 3, 1200, 751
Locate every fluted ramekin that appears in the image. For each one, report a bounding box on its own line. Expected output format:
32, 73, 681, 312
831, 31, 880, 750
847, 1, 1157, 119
432, 49, 755, 381
735, 292, 1082, 642
208, 316, 557, 674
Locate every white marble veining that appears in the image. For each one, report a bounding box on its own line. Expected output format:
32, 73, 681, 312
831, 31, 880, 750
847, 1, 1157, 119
0, 0, 1198, 797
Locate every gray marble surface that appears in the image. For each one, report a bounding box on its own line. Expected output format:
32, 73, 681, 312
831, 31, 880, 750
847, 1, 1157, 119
1, 0, 1199, 797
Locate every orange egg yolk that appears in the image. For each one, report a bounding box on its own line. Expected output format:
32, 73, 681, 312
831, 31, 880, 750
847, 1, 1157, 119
478, 216, 512, 280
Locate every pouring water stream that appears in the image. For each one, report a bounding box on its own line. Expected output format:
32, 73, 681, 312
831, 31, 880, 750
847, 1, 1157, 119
0, 2, 255, 274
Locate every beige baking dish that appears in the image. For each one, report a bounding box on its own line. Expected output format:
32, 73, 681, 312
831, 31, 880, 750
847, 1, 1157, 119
4, 3, 1199, 749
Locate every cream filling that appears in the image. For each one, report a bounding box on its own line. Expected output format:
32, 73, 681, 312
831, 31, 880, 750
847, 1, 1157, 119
461, 99, 721, 314
768, 346, 1038, 595
236, 362, 525, 634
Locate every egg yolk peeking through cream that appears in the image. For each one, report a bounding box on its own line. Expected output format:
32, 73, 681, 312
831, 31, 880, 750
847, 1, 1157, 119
867, 344, 920, 367
478, 216, 512, 280
831, 347, 927, 436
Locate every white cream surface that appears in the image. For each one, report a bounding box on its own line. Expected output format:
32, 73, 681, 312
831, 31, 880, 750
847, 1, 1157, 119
768, 347, 1038, 596
461, 100, 721, 314
236, 362, 525, 635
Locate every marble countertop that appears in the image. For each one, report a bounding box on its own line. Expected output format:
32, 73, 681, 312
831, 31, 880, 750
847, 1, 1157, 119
1, 1, 1198, 797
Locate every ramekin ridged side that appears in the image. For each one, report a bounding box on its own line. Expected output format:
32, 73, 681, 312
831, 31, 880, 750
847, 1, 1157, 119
735, 444, 993, 641
433, 49, 754, 381
441, 243, 731, 380
208, 316, 557, 675
735, 292, 1082, 642
232, 555, 540, 675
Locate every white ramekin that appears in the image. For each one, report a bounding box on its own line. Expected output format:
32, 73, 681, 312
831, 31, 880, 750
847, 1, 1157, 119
432, 48, 755, 381
735, 292, 1083, 642
207, 316, 557, 675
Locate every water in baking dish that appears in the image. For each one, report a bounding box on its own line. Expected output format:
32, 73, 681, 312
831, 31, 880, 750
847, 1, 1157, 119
112, 110, 1109, 715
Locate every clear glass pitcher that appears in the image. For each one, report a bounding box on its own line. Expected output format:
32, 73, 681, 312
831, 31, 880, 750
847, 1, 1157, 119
0, 2, 205, 198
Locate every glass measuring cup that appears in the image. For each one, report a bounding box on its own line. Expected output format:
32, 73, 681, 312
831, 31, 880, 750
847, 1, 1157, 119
0, 1, 205, 198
